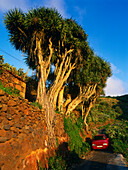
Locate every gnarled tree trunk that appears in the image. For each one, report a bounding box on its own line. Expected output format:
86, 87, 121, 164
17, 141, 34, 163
83, 95, 97, 133
58, 85, 65, 112
36, 38, 57, 148
65, 84, 97, 115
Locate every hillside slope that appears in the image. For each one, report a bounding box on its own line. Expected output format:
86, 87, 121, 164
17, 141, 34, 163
87, 95, 128, 162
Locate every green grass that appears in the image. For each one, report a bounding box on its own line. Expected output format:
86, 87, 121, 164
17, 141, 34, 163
30, 102, 42, 110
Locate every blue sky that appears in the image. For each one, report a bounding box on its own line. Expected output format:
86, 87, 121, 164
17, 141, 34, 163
0, 0, 128, 96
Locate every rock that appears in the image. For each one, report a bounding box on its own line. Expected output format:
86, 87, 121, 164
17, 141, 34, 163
3, 124, 11, 130
7, 107, 15, 115
1, 104, 8, 112
0, 137, 8, 143
20, 117, 26, 121
8, 100, 17, 107
14, 124, 22, 129
15, 84, 21, 91
6, 130, 14, 139
13, 115, 20, 122
0, 89, 5, 95
9, 121, 14, 126
13, 133, 17, 138
0, 129, 7, 137
25, 125, 29, 130
0, 104, 2, 109
29, 127, 33, 133
6, 114, 12, 120
11, 127, 19, 134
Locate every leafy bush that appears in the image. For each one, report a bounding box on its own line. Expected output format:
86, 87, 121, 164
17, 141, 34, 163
114, 106, 123, 114
87, 98, 121, 125
105, 121, 128, 161
87, 97, 128, 162
48, 153, 67, 170
64, 116, 90, 157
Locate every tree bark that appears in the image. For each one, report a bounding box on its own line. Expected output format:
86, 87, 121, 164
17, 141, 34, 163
36, 38, 57, 148
48, 49, 75, 110
58, 85, 65, 112
84, 95, 97, 133
65, 84, 97, 115
84, 102, 92, 133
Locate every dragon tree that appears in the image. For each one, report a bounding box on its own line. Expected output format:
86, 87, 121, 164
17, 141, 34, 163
4, 7, 111, 147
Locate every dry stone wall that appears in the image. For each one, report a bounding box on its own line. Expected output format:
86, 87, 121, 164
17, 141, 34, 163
0, 89, 67, 170
0, 66, 26, 98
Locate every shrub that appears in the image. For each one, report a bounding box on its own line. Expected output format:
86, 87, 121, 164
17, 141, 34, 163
64, 116, 90, 157
48, 153, 67, 170
106, 121, 128, 161
114, 106, 123, 114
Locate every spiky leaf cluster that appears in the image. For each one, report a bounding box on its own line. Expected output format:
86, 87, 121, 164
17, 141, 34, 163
4, 7, 62, 69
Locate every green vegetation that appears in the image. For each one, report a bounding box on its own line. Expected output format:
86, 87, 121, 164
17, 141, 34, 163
87, 98, 119, 125
42, 115, 91, 169
106, 120, 128, 161
47, 153, 67, 170
0, 55, 25, 79
0, 80, 20, 96
30, 102, 42, 110
2, 5, 127, 168
39, 96, 128, 169
87, 96, 128, 161
64, 116, 90, 157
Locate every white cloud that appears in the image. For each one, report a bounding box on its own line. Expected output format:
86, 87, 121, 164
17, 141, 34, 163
104, 62, 126, 96
110, 63, 120, 74
74, 6, 86, 24
104, 76, 126, 97
0, 0, 28, 11
43, 0, 68, 18
0, 0, 68, 17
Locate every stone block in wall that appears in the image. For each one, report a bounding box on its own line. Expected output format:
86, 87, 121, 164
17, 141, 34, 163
8, 83, 14, 88
15, 84, 21, 91
13, 77, 20, 84
21, 81, 26, 88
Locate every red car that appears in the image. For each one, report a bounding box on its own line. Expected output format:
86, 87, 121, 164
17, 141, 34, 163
92, 134, 109, 150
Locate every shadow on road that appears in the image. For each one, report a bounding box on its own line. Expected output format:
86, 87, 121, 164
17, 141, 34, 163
72, 149, 128, 170
73, 159, 128, 170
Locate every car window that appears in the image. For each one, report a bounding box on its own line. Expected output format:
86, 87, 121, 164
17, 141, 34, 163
94, 136, 106, 140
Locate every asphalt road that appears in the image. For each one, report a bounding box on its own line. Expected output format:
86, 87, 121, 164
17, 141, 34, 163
72, 150, 128, 170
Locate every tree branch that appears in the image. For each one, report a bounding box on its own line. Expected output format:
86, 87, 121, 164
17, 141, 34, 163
45, 38, 54, 69
65, 84, 97, 115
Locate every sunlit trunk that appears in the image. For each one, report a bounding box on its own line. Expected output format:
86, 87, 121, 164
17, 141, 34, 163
65, 84, 97, 115
84, 96, 97, 133
58, 85, 65, 112
36, 39, 57, 148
